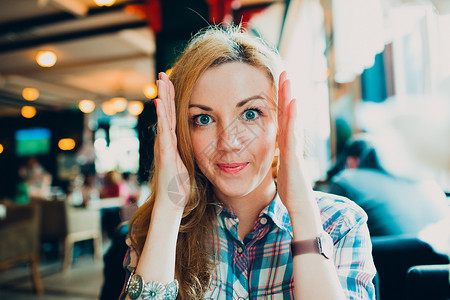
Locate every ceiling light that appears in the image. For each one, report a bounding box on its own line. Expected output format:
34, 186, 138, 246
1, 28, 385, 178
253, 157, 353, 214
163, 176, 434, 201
111, 97, 127, 112
0, 144, 3, 154
58, 138, 76, 151
22, 88, 39, 101
94, 0, 115, 7
128, 101, 144, 116
36, 50, 57, 67
79, 99, 95, 113
102, 101, 116, 116
21, 106, 37, 118
143, 83, 158, 99
50, 0, 88, 16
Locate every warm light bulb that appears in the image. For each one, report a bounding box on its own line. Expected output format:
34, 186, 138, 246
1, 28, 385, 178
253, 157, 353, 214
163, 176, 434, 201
22, 88, 39, 101
79, 99, 95, 113
143, 83, 158, 99
21, 106, 36, 118
111, 97, 127, 112
102, 101, 116, 115
0, 144, 3, 154
127, 101, 144, 116
166, 68, 173, 77
58, 138, 76, 151
36, 51, 57, 67
94, 0, 115, 6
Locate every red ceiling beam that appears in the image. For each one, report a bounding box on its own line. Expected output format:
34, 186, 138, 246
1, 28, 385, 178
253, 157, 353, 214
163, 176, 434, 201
127, 0, 162, 33
206, 0, 240, 24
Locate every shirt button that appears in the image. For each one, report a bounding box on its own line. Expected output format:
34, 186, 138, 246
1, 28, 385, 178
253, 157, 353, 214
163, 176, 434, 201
260, 217, 268, 225
237, 246, 244, 254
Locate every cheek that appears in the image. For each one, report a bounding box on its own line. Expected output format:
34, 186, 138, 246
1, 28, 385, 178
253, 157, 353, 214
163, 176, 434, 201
260, 124, 277, 156
190, 129, 214, 167
248, 122, 277, 162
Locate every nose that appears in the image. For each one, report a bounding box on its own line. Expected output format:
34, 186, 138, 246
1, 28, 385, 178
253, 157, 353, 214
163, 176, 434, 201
216, 120, 246, 153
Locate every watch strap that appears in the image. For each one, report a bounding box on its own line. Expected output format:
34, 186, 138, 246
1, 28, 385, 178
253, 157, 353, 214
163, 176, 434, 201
290, 238, 319, 256
290, 231, 333, 259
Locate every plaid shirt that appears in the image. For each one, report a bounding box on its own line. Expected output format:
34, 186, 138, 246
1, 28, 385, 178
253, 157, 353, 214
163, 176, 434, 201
121, 192, 376, 299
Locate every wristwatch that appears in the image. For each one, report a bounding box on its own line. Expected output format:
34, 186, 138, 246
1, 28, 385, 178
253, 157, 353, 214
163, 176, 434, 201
126, 272, 179, 300
290, 231, 334, 259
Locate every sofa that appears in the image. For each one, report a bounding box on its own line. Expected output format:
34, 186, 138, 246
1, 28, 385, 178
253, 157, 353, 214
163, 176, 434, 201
371, 235, 449, 300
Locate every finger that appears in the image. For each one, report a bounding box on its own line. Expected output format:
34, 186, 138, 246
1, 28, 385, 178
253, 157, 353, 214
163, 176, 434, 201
160, 73, 174, 132
155, 86, 171, 149
278, 79, 292, 132
277, 71, 288, 123
286, 98, 304, 156
155, 98, 171, 149
168, 76, 177, 131
158, 79, 167, 102
159, 73, 168, 122
162, 72, 176, 131
158, 79, 171, 128
287, 98, 297, 141
153, 122, 160, 166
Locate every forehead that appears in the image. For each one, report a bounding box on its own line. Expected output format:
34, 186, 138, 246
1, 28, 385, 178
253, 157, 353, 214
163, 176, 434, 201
189, 62, 274, 106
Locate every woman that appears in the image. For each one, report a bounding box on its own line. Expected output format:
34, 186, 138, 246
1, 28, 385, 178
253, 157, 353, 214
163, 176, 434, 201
121, 25, 376, 299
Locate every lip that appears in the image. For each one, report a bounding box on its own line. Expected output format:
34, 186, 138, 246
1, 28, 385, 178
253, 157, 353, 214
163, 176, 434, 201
216, 162, 249, 174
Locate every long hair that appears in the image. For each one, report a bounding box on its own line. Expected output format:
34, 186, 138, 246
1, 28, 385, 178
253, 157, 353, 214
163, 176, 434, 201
129, 25, 281, 299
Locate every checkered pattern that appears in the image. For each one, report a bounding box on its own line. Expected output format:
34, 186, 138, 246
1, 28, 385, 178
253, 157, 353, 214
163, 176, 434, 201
120, 192, 376, 299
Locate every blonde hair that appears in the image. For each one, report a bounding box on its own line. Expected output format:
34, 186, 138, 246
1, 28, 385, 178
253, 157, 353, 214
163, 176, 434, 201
129, 25, 281, 299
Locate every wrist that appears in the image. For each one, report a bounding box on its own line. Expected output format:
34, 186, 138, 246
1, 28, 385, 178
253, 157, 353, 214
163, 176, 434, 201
154, 194, 185, 215
150, 201, 183, 232
288, 206, 323, 240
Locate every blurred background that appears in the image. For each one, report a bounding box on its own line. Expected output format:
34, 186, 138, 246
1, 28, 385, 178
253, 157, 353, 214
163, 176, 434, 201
0, 0, 450, 299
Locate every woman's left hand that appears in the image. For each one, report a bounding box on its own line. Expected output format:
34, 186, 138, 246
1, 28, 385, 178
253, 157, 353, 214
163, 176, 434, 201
275, 71, 318, 217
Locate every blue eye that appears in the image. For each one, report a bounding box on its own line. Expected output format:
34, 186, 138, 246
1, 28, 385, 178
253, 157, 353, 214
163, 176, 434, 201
242, 109, 260, 121
193, 114, 212, 126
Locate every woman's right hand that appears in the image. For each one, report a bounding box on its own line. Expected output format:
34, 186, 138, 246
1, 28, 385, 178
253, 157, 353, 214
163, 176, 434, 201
154, 72, 190, 211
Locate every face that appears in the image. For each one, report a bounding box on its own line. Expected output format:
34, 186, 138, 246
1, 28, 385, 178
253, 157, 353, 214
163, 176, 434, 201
189, 62, 277, 201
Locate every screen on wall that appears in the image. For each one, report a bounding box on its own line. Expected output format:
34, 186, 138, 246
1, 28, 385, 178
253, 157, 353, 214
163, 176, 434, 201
15, 127, 51, 156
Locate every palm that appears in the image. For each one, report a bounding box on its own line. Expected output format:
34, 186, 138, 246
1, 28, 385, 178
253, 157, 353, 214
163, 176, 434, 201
276, 72, 308, 212
154, 72, 190, 209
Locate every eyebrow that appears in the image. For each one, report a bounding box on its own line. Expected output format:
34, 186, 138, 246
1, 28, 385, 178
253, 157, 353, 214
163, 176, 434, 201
189, 95, 267, 111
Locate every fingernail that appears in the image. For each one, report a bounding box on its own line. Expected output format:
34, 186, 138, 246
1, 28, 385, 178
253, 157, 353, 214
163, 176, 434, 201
158, 73, 162, 80
154, 99, 158, 109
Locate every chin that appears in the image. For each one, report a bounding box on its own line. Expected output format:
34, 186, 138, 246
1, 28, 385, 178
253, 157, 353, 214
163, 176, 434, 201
212, 171, 262, 196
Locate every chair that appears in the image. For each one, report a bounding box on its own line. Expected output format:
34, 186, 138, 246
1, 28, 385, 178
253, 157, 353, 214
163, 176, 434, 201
405, 264, 450, 300
0, 202, 43, 294
371, 235, 449, 300
38, 199, 102, 271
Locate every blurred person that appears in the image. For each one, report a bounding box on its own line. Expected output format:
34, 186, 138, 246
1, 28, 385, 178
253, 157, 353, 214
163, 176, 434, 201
18, 156, 52, 200
68, 173, 84, 206
122, 172, 141, 204
327, 135, 450, 237
100, 170, 129, 200
120, 25, 376, 300
3, 159, 30, 205
100, 170, 130, 239
80, 173, 100, 207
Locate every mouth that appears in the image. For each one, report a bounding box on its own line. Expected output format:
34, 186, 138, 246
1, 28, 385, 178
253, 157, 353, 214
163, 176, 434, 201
216, 162, 249, 174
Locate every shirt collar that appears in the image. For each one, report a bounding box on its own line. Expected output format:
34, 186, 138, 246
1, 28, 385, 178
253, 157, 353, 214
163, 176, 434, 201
260, 193, 293, 238
213, 192, 293, 238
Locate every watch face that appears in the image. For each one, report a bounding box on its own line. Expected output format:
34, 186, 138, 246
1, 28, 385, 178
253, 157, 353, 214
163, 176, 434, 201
318, 232, 334, 259
127, 274, 143, 299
